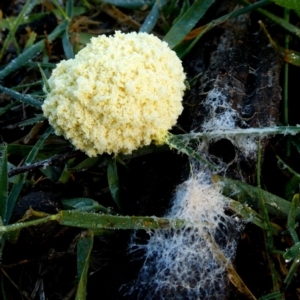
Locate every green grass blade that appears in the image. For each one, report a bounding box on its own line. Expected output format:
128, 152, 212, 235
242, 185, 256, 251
0, 145, 8, 222
0, 211, 186, 233
174, 0, 273, 57
76, 230, 94, 300
170, 126, 300, 140
17, 114, 46, 128
294, 9, 300, 17
282, 252, 300, 291
257, 140, 274, 252
62, 29, 74, 59
0, 102, 17, 116
6, 19, 20, 56
107, 157, 121, 210
276, 155, 300, 180
258, 291, 282, 300
0, 12, 47, 30
283, 241, 300, 261
102, 0, 153, 9
0, 143, 9, 259
167, 134, 217, 170
0, 85, 42, 108
240, 0, 300, 38
62, 198, 102, 212
52, 0, 69, 20
287, 194, 299, 231
25, 62, 57, 68
265, 252, 282, 298
37, 63, 50, 93
228, 199, 281, 235
62, 198, 118, 214
68, 156, 103, 172
24, 127, 54, 164
0, 0, 41, 60
5, 127, 54, 224
257, 141, 281, 295
163, 0, 214, 49
0, 218, 4, 259
39, 166, 62, 182
139, 0, 166, 33
1, 274, 8, 300
0, 144, 67, 159
254, 142, 281, 295
283, 8, 290, 131
282, 48, 300, 66
5, 174, 26, 225
66, 0, 74, 18
52, 6, 87, 19
59, 210, 186, 230
171, 0, 192, 25
217, 176, 300, 219
284, 174, 299, 201
11, 80, 43, 90
291, 136, 300, 154
0, 20, 68, 80
58, 161, 73, 184
274, 0, 300, 10
259, 19, 300, 67
118, 144, 168, 161
0, 215, 56, 233
62, 0, 74, 59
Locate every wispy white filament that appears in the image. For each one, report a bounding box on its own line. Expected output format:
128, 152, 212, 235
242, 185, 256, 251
127, 171, 241, 299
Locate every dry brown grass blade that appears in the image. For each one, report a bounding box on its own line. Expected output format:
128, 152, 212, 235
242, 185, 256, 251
101, 3, 141, 30
206, 233, 257, 300
226, 264, 257, 300
259, 20, 300, 67
23, 121, 45, 144
183, 24, 207, 41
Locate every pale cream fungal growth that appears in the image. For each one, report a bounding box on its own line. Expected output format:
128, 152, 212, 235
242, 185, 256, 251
42, 31, 186, 156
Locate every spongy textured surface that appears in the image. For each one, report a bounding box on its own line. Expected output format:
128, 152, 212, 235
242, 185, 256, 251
42, 31, 186, 156
127, 171, 241, 299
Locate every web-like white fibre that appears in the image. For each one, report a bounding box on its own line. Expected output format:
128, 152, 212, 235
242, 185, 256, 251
125, 80, 256, 299
201, 87, 259, 158
127, 171, 241, 299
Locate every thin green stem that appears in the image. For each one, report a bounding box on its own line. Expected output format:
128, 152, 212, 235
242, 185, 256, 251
257, 140, 262, 189
238, 0, 300, 38
169, 126, 300, 141
283, 8, 290, 126
179, 0, 273, 57
283, 8, 291, 157
0, 215, 58, 233
276, 155, 300, 179
257, 140, 274, 251
283, 63, 289, 124
0, 0, 32, 60
0, 85, 42, 108
0, 211, 188, 234
257, 140, 281, 296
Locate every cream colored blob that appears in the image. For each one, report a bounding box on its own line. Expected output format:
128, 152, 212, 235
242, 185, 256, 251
42, 31, 186, 156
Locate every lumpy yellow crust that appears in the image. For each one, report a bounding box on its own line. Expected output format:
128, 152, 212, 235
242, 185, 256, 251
42, 31, 186, 156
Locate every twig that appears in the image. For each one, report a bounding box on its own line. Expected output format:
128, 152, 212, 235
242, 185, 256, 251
8, 150, 82, 177
1, 268, 34, 300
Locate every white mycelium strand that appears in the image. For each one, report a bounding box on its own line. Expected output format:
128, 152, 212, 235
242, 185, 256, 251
127, 171, 241, 299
